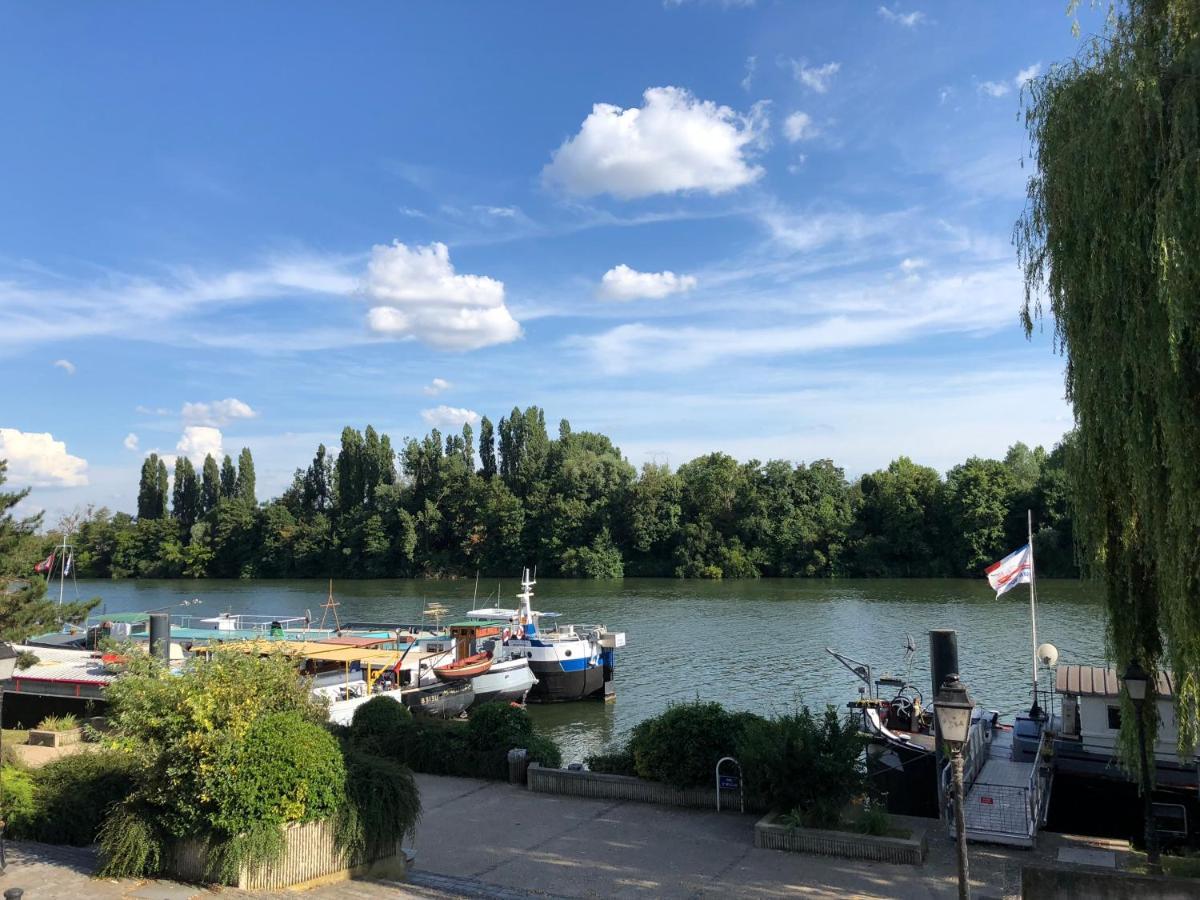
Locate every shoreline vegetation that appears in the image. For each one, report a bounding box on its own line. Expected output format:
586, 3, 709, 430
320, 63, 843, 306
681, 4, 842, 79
15, 407, 1077, 582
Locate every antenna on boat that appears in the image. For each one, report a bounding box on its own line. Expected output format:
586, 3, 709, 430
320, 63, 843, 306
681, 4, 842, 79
472, 571, 480, 610
903, 633, 916, 683
319, 580, 343, 634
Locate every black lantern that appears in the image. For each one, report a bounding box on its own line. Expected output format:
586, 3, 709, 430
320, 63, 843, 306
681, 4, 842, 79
935, 673, 975, 751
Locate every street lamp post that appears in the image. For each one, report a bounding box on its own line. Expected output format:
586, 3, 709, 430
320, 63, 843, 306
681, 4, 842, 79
0, 642, 20, 875
1123, 660, 1160, 874
936, 673, 975, 900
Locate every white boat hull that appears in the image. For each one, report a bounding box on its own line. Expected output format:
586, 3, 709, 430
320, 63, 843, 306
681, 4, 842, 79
471, 657, 537, 705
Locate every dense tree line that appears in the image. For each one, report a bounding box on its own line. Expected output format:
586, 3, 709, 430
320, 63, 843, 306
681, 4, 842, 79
42, 408, 1076, 580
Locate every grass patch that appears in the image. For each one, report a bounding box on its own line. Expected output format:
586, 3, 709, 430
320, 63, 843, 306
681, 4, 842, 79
1127, 851, 1200, 879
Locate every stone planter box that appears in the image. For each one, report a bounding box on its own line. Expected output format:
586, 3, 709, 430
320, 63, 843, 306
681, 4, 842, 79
168, 819, 410, 890
27, 727, 83, 748
754, 811, 927, 865
528, 763, 742, 811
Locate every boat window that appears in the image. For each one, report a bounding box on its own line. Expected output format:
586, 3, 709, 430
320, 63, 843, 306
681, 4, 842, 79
564, 650, 572, 657
1107, 706, 1122, 730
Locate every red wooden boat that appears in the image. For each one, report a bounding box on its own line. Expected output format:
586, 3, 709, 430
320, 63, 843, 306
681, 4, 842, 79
434, 651, 493, 682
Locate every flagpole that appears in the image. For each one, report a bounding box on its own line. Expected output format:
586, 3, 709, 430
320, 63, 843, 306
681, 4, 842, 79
58, 530, 68, 607
1027, 508, 1040, 717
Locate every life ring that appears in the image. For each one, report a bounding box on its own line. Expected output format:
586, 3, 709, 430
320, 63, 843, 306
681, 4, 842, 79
515, 625, 525, 640
502, 627, 512, 641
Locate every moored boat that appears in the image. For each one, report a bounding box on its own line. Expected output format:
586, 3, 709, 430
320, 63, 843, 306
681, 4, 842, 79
433, 651, 493, 681
466, 570, 624, 703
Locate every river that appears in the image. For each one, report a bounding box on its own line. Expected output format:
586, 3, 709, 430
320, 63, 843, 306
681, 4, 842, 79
73, 577, 1107, 762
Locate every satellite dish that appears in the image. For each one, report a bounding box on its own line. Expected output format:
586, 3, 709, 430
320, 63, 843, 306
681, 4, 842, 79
1037, 643, 1059, 667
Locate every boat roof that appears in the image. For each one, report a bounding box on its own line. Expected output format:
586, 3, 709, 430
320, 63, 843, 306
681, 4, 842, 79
447, 620, 507, 628
1056, 664, 1175, 699
315, 635, 397, 648
465, 607, 516, 619
10, 644, 116, 686
99, 612, 150, 624
202, 639, 441, 667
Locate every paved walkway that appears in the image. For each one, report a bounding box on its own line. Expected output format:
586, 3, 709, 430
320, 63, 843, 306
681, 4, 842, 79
3, 773, 1129, 899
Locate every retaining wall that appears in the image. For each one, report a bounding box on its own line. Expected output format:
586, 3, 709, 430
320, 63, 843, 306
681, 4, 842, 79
527, 763, 729, 810
1021, 864, 1200, 900
171, 819, 408, 889
753, 811, 928, 865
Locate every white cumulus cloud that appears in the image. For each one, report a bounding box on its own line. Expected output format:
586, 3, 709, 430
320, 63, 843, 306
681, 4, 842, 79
790, 60, 841, 94
542, 86, 768, 199
979, 64, 1041, 99
0, 428, 88, 487
175, 426, 224, 464
181, 398, 259, 427
52, 359, 76, 375
878, 6, 924, 27
598, 265, 698, 302
422, 377, 452, 396
421, 406, 480, 429
123, 433, 140, 451
363, 241, 521, 351
1015, 63, 1041, 86
783, 112, 819, 143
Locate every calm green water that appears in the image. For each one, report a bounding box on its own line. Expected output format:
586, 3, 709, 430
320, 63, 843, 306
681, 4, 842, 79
74, 577, 1107, 762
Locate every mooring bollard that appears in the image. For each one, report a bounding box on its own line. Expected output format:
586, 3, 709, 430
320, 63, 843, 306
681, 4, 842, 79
507, 748, 530, 785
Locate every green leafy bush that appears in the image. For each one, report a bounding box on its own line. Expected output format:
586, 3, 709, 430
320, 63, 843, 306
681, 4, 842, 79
629, 701, 752, 789
340, 746, 422, 859
0, 765, 36, 835
94, 648, 421, 881
16, 651, 39, 670
22, 750, 137, 845
736, 706, 864, 827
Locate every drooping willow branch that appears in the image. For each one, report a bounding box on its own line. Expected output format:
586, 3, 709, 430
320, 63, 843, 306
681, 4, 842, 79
1017, 0, 1200, 767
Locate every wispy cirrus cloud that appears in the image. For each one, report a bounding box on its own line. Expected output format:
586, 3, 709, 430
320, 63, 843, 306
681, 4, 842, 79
789, 59, 841, 94
877, 5, 924, 27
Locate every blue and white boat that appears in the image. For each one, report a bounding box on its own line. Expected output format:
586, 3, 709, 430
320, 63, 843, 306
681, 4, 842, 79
466, 570, 625, 703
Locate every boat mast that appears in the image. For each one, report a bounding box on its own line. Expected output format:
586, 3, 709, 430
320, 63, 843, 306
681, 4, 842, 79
1027, 509, 1040, 716
58, 527, 69, 606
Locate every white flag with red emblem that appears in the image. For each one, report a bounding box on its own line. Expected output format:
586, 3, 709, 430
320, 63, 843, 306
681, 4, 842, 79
985, 544, 1033, 597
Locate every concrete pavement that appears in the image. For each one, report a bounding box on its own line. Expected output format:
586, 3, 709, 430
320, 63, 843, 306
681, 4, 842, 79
4, 772, 1123, 899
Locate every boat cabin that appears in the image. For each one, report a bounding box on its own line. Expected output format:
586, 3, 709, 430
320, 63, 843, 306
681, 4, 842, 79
1055, 665, 1186, 761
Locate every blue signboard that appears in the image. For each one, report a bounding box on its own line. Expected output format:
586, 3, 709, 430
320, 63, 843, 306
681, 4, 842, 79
719, 775, 740, 790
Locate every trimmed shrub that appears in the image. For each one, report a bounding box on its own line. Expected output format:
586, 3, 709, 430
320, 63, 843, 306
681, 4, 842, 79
629, 701, 753, 789
466, 702, 534, 750
524, 734, 563, 769
207, 711, 346, 834
349, 696, 412, 754
24, 750, 137, 845
584, 747, 637, 776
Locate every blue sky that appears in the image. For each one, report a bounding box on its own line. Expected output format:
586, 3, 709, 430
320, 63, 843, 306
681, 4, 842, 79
0, 2, 1103, 521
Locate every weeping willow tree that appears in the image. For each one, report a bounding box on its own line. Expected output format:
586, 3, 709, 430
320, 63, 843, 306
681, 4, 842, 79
1017, 0, 1200, 764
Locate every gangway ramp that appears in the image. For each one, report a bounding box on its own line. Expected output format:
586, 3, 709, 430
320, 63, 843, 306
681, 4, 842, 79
947, 724, 1051, 848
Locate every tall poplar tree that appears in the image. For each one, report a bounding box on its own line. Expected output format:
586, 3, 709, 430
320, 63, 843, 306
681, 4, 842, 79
479, 416, 497, 478
200, 454, 220, 513
171, 457, 200, 533
1017, 0, 1200, 754
235, 447, 256, 504
219, 454, 237, 499
137, 454, 167, 520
